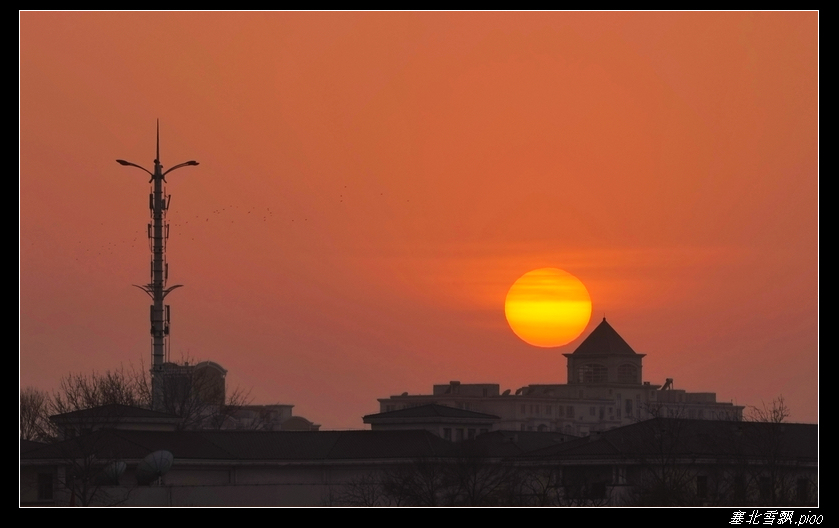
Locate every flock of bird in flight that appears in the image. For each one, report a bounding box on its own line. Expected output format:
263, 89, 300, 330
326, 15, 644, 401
74, 204, 302, 259
69, 185, 405, 259
170, 205, 289, 234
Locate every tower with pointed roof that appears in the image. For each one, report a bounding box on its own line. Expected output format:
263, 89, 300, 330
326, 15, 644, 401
564, 317, 644, 386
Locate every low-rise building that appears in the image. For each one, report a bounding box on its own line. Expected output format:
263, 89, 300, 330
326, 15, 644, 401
225, 404, 320, 431
377, 318, 743, 435
21, 418, 815, 506
522, 418, 818, 506
363, 403, 499, 441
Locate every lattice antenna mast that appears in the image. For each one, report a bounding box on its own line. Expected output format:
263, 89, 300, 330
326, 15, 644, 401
117, 121, 198, 408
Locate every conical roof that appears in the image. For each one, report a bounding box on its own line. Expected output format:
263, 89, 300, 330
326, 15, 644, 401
570, 318, 639, 356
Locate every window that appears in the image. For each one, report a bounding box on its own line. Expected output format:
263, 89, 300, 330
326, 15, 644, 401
443, 428, 452, 440
733, 475, 746, 502
578, 364, 608, 383
521, 404, 527, 415
558, 406, 564, 417
590, 406, 596, 416
797, 478, 810, 503
467, 428, 476, 440
625, 399, 633, 416
617, 364, 638, 384
37, 473, 53, 501
599, 407, 605, 419
545, 405, 551, 415
567, 406, 575, 418
456, 428, 464, 442
759, 477, 772, 502
696, 476, 708, 499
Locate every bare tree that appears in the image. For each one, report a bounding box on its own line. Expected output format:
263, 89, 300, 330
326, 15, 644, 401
29, 367, 147, 505
146, 361, 255, 430
50, 365, 148, 419
559, 470, 615, 506
51, 431, 136, 506
624, 409, 814, 506
380, 456, 449, 506
326, 454, 620, 507
738, 397, 815, 505
747, 395, 790, 424
511, 465, 563, 506
22, 361, 266, 506
443, 445, 523, 506
46, 360, 259, 431
371, 446, 529, 506
325, 472, 392, 506
622, 419, 703, 506
20, 387, 52, 442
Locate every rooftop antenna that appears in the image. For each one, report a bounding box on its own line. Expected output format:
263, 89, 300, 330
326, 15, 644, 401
117, 122, 198, 410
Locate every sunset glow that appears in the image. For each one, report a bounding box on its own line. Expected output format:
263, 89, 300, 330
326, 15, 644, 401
20, 12, 818, 428
505, 268, 592, 347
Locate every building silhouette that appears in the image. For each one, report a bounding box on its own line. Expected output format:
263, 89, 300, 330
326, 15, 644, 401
363, 403, 500, 441
21, 418, 815, 506
375, 318, 743, 436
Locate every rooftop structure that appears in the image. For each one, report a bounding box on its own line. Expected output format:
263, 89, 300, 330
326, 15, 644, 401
363, 403, 499, 441
377, 318, 743, 436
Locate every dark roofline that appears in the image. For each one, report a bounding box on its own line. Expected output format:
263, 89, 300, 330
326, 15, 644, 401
567, 317, 641, 356
21, 429, 459, 462
523, 418, 818, 460
363, 403, 500, 422
50, 404, 180, 423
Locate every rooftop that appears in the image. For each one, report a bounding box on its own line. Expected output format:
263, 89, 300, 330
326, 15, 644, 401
567, 317, 641, 356
22, 428, 458, 462
364, 404, 500, 422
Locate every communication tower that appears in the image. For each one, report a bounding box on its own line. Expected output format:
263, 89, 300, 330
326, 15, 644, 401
117, 122, 198, 409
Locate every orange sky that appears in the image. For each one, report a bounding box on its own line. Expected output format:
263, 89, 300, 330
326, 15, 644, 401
20, 12, 818, 428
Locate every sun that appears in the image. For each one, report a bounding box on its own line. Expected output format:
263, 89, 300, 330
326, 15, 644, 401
504, 268, 592, 347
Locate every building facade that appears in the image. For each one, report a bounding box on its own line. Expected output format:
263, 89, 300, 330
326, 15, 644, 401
377, 318, 743, 436
363, 403, 499, 441
21, 419, 815, 506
